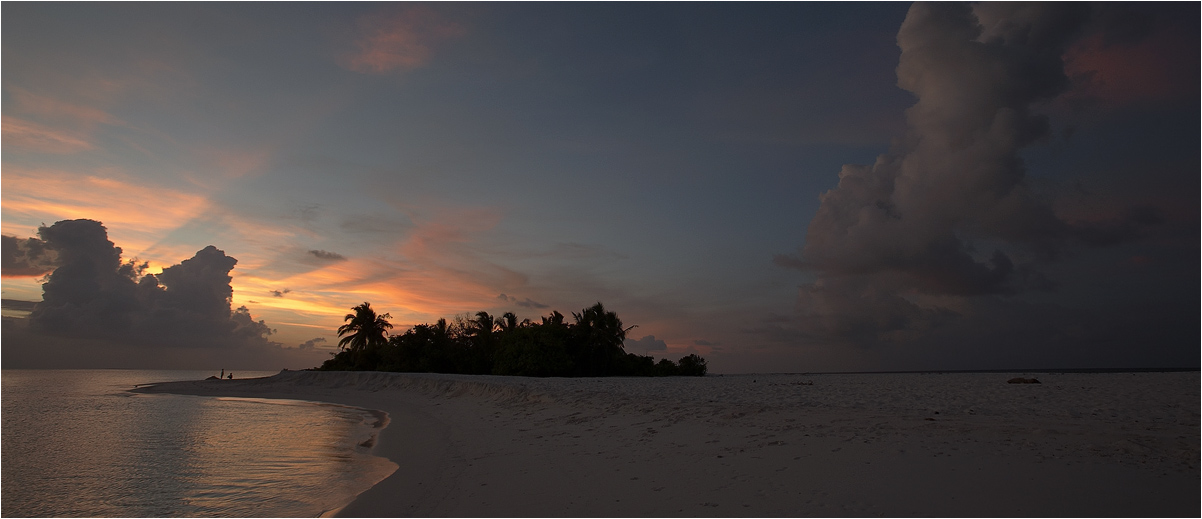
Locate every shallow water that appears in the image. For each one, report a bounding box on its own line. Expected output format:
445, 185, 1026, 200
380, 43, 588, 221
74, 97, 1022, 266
1, 369, 397, 517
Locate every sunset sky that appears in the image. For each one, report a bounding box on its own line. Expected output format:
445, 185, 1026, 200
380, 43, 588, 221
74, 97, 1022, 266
3, 3, 1197, 372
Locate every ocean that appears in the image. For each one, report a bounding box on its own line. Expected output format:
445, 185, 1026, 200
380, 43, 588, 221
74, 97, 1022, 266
1, 369, 398, 517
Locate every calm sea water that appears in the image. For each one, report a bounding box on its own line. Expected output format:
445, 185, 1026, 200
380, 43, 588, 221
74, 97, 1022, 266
1, 369, 398, 517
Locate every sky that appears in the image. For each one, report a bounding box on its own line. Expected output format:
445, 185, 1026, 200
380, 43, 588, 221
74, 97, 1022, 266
2, 2, 1197, 372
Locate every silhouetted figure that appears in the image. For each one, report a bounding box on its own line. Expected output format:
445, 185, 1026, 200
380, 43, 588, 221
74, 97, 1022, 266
221, 369, 225, 379
228, 373, 233, 380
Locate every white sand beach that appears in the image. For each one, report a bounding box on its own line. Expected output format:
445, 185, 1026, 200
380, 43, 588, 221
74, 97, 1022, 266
135, 371, 1199, 517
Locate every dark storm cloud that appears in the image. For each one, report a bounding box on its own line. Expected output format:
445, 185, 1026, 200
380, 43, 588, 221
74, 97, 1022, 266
4, 219, 319, 369
27, 219, 147, 334
155, 245, 238, 318
1, 235, 58, 277
781, 3, 1089, 284
803, 7, 1078, 262
777, 3, 1143, 345
308, 249, 347, 262
26, 220, 265, 345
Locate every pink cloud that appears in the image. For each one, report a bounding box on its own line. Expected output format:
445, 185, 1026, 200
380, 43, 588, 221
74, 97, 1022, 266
6, 87, 122, 126
249, 208, 526, 326
342, 7, 466, 74
1, 116, 94, 154
1062, 28, 1195, 107
2, 87, 125, 154
0, 167, 211, 264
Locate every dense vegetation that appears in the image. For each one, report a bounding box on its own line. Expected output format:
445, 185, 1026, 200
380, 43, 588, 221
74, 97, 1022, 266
318, 302, 707, 377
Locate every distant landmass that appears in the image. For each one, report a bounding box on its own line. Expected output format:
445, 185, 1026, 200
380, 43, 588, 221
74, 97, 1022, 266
1, 299, 38, 312
1, 299, 38, 318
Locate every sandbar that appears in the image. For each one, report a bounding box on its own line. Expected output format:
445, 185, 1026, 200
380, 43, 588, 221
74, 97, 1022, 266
135, 370, 1200, 517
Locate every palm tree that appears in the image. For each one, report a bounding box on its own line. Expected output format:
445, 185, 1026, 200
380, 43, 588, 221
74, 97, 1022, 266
497, 312, 520, 335
337, 302, 393, 366
571, 302, 637, 375
432, 317, 450, 339
541, 310, 566, 327
467, 311, 501, 374
572, 302, 636, 348
472, 311, 498, 337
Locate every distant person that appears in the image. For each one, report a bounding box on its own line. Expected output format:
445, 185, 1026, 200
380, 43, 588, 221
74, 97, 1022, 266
228, 373, 233, 380
220, 369, 225, 379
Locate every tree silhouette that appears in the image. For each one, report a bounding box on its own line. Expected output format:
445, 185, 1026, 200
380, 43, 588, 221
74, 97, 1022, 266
320, 302, 706, 377
571, 302, 636, 376
541, 310, 566, 326
471, 311, 498, 336
495, 323, 573, 376
677, 353, 708, 376
336, 302, 392, 368
498, 311, 529, 335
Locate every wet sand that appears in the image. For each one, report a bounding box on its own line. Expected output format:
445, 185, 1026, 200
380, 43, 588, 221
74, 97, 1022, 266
135, 370, 1199, 517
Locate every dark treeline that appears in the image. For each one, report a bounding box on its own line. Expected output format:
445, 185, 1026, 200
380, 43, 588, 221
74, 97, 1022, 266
318, 302, 707, 377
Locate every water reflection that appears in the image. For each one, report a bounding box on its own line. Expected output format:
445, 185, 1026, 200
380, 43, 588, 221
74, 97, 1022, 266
2, 370, 397, 517
180, 397, 395, 516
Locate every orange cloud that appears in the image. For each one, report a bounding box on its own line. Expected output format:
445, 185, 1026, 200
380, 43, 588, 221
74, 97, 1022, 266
0, 167, 211, 261
227, 257, 423, 349
206, 146, 274, 180
251, 256, 466, 321
2, 87, 124, 154
392, 209, 531, 302
6, 87, 122, 126
228, 207, 532, 339
342, 7, 466, 74
1, 116, 94, 154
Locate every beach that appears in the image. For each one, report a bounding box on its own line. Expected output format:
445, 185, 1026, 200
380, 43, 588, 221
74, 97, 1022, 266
135, 370, 1199, 517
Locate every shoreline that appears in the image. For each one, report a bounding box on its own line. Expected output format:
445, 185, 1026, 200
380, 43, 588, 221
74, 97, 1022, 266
135, 370, 1200, 517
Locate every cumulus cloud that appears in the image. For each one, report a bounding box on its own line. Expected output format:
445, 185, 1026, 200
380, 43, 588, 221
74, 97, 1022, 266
308, 249, 347, 262
777, 3, 1099, 344
497, 293, 549, 309
3, 219, 322, 369
623, 334, 668, 356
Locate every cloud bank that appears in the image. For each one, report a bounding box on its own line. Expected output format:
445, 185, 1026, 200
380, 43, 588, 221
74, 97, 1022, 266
3, 219, 325, 369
